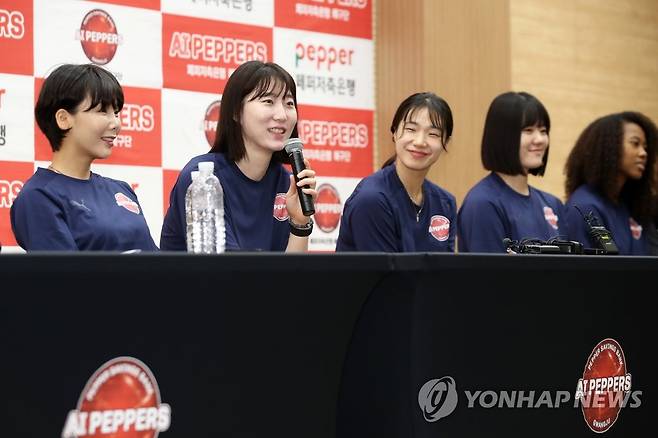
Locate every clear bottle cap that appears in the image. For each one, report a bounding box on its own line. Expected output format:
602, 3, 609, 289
198, 161, 214, 174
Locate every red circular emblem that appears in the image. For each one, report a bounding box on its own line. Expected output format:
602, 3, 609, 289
577, 339, 631, 433
629, 218, 642, 240
314, 184, 342, 233
61, 357, 171, 438
428, 215, 450, 242
79, 9, 120, 65
204, 100, 221, 148
543, 206, 559, 230
273, 193, 289, 221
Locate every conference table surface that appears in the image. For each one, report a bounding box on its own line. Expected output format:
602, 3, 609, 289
0, 252, 655, 437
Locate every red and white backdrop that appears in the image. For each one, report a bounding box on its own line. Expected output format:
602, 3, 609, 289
0, 0, 373, 252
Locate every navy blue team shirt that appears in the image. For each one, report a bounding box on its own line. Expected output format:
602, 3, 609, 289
565, 184, 647, 255
10, 168, 158, 251
458, 172, 567, 253
160, 152, 292, 251
336, 164, 457, 252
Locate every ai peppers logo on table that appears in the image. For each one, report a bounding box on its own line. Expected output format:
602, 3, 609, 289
61, 357, 171, 438
575, 339, 631, 433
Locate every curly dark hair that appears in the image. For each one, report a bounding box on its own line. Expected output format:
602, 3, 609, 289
565, 112, 657, 222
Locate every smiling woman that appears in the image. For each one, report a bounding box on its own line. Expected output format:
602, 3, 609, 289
160, 60, 318, 252
335, 92, 457, 252
457, 91, 567, 253
9, 63, 158, 252
564, 112, 658, 255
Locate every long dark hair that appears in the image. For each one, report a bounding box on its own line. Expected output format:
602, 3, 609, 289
210, 61, 298, 164
565, 111, 657, 222
480, 91, 551, 176
382, 92, 453, 168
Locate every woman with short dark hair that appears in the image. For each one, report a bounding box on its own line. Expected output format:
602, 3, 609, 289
564, 112, 657, 255
457, 91, 567, 253
10, 63, 158, 251
336, 92, 456, 252
160, 60, 317, 251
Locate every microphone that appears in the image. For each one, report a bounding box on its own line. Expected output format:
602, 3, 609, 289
573, 206, 619, 254
284, 138, 315, 216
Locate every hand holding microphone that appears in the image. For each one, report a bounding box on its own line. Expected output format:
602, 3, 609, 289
284, 138, 316, 216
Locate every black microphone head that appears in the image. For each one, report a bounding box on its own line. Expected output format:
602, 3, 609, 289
284, 138, 303, 155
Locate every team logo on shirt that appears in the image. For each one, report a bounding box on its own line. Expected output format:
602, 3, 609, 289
76, 9, 122, 65
314, 184, 342, 233
629, 218, 642, 240
273, 193, 289, 221
543, 206, 559, 230
115, 192, 140, 214
61, 356, 171, 438
575, 339, 631, 433
428, 215, 450, 242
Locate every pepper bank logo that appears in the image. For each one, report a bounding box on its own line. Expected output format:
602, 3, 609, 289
576, 338, 632, 433
61, 357, 171, 438
295, 42, 354, 71
314, 184, 341, 233
204, 100, 221, 147
418, 376, 458, 422
76, 9, 123, 65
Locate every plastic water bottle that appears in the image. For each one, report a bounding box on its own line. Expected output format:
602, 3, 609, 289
185, 170, 200, 252
188, 161, 226, 253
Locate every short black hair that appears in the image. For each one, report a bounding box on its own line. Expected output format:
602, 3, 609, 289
481, 91, 550, 176
210, 61, 298, 164
565, 111, 657, 222
382, 92, 453, 168
35, 63, 124, 152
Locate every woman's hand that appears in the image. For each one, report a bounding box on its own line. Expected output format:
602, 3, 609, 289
286, 158, 318, 226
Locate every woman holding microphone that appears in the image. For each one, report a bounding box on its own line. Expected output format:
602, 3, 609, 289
160, 61, 317, 251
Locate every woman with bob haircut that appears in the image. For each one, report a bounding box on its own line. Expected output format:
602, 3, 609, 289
457, 91, 567, 253
10, 63, 157, 251
336, 92, 456, 252
160, 61, 317, 251
564, 111, 657, 255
